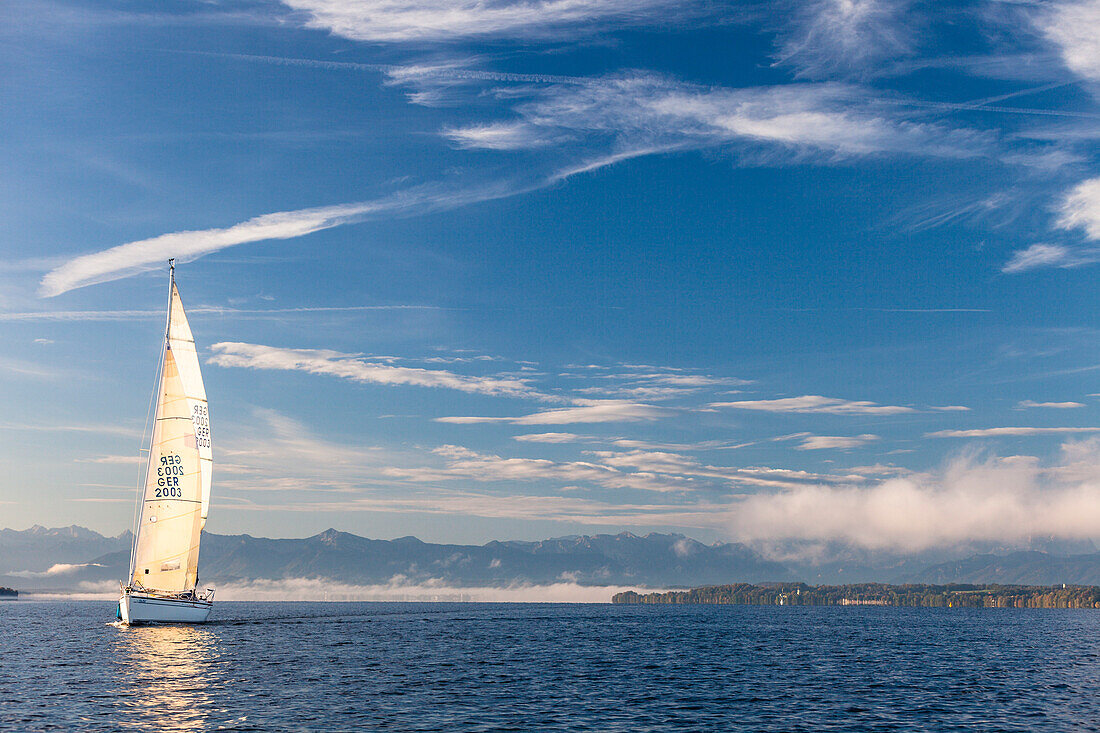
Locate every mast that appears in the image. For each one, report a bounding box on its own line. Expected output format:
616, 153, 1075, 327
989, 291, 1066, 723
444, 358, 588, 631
166, 258, 174, 346
128, 259, 211, 593
126, 261, 176, 584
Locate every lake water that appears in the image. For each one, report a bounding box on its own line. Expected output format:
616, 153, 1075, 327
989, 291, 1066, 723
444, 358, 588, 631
2, 601, 1099, 731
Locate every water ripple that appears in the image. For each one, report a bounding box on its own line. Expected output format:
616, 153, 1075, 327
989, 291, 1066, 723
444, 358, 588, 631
2, 603, 1100, 731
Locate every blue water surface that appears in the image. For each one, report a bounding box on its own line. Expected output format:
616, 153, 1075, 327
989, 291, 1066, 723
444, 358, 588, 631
2, 602, 1098, 731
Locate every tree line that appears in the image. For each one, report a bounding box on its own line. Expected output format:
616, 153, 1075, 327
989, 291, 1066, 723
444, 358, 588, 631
612, 582, 1100, 609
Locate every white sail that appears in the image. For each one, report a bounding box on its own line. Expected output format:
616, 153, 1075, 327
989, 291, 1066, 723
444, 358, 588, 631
130, 279, 212, 593
167, 282, 213, 527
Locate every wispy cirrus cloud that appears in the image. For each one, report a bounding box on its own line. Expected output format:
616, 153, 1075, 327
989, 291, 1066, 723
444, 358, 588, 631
443, 74, 997, 162
1004, 177, 1100, 272
586, 449, 863, 488
41, 67, 1052, 297
230, 486, 733, 530
792, 433, 879, 450
170, 50, 591, 86
928, 427, 1100, 438
222, 418, 1100, 551
41, 202, 376, 297
443, 121, 571, 150
436, 400, 667, 424
588, 449, 703, 474
0, 421, 141, 438
280, 0, 697, 43
711, 394, 914, 415
218, 413, 835, 507
775, 0, 913, 78
209, 342, 545, 399
571, 371, 749, 400
0, 304, 444, 322
547, 145, 683, 182
38, 182, 529, 296
1017, 400, 1085, 409
216, 408, 397, 493
77, 455, 143, 465
512, 432, 757, 451
383, 445, 694, 493
1001, 242, 1100, 272
513, 432, 586, 443
381, 444, 862, 496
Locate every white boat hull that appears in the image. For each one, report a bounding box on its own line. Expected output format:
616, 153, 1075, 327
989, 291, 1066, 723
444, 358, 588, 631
119, 591, 212, 624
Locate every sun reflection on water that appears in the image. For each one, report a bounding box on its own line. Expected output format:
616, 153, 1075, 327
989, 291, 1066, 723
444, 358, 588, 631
110, 624, 221, 732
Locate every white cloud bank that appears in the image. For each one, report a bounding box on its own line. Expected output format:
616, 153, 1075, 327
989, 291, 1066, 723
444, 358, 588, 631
729, 440, 1100, 552
33, 578, 651, 602
1057, 176, 1100, 239
221, 577, 655, 602
1017, 400, 1085, 409
1041, 0, 1100, 82
10, 562, 105, 578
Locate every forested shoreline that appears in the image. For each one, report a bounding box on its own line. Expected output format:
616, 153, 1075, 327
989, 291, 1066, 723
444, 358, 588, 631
612, 582, 1100, 609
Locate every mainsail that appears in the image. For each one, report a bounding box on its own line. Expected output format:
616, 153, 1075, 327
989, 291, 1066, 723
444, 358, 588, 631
129, 274, 213, 592
167, 281, 213, 527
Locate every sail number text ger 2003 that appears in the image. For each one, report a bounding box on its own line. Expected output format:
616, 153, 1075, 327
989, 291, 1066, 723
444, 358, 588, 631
154, 454, 185, 498
192, 404, 210, 449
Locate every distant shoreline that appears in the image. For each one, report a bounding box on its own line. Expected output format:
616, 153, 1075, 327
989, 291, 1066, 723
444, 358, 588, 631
613, 582, 1100, 609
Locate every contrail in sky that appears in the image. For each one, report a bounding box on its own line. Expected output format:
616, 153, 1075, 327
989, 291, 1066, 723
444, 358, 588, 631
164, 50, 590, 85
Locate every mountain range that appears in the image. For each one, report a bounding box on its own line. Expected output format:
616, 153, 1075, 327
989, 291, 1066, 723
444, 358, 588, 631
3, 525, 1099, 593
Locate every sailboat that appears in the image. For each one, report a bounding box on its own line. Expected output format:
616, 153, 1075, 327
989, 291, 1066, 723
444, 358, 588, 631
118, 260, 215, 624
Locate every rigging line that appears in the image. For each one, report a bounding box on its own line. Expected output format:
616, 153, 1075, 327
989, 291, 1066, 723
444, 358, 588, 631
128, 319, 164, 578
127, 263, 174, 580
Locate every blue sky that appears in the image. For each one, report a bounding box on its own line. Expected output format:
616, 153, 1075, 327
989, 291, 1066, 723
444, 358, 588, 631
1, 0, 1099, 551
